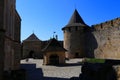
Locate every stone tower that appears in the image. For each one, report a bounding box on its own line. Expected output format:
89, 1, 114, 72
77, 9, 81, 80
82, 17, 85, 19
62, 9, 89, 58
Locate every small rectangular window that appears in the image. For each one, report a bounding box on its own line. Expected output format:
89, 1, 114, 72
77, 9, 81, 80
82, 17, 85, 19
75, 26, 78, 31
68, 27, 71, 32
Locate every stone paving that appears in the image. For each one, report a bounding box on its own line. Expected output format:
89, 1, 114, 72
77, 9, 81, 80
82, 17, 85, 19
20, 58, 82, 80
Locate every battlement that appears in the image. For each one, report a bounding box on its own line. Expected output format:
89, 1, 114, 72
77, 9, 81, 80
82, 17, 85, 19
92, 17, 120, 30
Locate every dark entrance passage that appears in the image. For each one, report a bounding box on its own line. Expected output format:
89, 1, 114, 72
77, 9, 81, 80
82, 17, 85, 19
49, 54, 59, 65
29, 50, 35, 58
75, 52, 79, 58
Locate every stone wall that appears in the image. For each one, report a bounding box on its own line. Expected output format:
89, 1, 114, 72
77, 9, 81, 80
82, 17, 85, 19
93, 18, 120, 31
13, 42, 21, 70
14, 10, 21, 42
0, 31, 5, 80
0, 0, 21, 78
92, 18, 120, 59
0, 0, 5, 80
22, 41, 42, 59
84, 29, 98, 58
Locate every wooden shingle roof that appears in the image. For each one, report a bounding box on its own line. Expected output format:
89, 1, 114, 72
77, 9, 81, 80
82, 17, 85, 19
68, 9, 86, 25
62, 9, 88, 30
42, 38, 66, 52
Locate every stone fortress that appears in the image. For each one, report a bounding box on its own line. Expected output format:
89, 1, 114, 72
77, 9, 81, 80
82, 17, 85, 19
22, 9, 120, 60
1, 0, 120, 79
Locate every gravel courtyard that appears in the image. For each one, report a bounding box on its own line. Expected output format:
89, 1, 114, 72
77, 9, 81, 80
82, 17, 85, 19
20, 58, 82, 80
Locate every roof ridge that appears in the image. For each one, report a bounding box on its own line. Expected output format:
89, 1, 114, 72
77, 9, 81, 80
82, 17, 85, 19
42, 38, 66, 52
24, 33, 41, 41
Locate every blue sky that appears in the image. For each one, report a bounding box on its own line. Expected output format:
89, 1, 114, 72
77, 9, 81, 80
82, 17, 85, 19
16, 0, 120, 41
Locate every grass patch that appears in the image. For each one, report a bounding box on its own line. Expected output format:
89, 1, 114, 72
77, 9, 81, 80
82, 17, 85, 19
83, 58, 105, 63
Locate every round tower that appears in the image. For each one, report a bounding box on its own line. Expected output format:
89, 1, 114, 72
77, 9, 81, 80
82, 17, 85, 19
62, 9, 89, 58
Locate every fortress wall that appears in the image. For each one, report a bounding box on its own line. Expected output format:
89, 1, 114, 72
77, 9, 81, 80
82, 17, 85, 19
113, 18, 120, 27
93, 18, 120, 30
92, 18, 120, 59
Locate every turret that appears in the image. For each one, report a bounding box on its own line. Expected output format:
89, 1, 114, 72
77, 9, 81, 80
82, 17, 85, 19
62, 9, 90, 58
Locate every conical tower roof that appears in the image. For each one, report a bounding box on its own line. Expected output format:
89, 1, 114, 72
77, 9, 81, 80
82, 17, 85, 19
42, 38, 66, 52
68, 9, 86, 25
23, 33, 41, 41
62, 9, 88, 30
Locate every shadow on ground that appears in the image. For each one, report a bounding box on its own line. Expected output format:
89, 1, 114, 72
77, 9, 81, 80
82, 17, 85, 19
53, 63, 83, 67
44, 77, 69, 80
20, 64, 70, 80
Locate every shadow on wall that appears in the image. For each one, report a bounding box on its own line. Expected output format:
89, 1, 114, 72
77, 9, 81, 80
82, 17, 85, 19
20, 64, 69, 80
85, 28, 98, 58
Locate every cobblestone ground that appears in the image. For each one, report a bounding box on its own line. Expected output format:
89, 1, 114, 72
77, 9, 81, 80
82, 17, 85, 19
21, 58, 82, 80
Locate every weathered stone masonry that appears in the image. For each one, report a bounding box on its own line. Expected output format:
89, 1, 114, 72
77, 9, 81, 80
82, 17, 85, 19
0, 0, 21, 79
92, 18, 120, 59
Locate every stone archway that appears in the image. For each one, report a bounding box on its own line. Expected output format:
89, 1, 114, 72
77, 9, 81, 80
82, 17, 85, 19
49, 54, 59, 65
